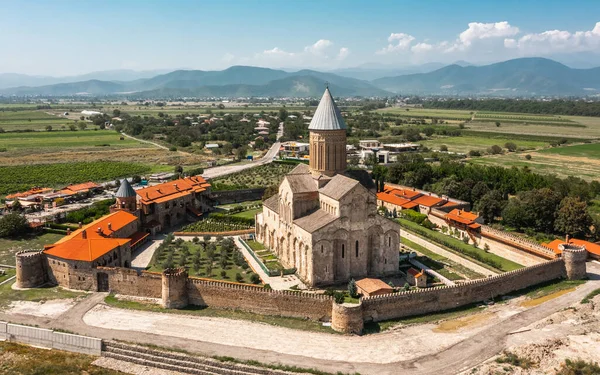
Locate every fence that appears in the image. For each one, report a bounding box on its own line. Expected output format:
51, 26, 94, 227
0, 322, 101, 356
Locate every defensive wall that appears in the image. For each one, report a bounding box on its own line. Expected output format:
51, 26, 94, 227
210, 188, 265, 205
14, 247, 586, 334
362, 257, 567, 322
0, 322, 101, 356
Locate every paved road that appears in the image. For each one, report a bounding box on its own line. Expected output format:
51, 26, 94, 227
409, 258, 455, 286
2, 262, 598, 375
401, 229, 498, 277
202, 141, 281, 179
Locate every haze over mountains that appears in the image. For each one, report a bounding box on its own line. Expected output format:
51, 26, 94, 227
1, 58, 599, 97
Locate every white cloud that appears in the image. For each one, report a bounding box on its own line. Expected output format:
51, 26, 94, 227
459, 21, 519, 46
377, 33, 415, 54
411, 42, 433, 53
337, 47, 350, 60
304, 39, 333, 56
262, 47, 295, 57
505, 22, 600, 54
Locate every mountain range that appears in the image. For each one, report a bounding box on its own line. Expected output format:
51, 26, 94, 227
1, 58, 599, 97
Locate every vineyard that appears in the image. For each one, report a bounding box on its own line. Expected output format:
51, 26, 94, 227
211, 162, 295, 190
0, 110, 74, 131
0, 161, 152, 195
182, 213, 255, 233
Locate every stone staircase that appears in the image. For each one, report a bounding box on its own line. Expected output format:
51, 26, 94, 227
102, 341, 306, 375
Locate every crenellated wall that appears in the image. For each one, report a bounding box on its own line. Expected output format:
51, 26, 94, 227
362, 258, 567, 322
15, 250, 47, 288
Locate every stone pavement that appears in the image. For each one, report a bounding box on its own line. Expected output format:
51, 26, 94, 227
234, 236, 306, 290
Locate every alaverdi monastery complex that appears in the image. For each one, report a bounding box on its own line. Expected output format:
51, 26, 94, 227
14, 87, 592, 335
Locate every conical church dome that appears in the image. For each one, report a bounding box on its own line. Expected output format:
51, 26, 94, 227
308, 87, 347, 131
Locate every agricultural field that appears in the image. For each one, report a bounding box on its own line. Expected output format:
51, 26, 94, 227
421, 135, 549, 154
469, 150, 600, 181
0, 161, 153, 195
378, 107, 473, 120
0, 110, 78, 131
211, 162, 296, 190
538, 142, 600, 159
149, 238, 259, 284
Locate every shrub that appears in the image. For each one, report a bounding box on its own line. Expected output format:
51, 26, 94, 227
333, 291, 345, 304
525, 154, 532, 160
220, 270, 227, 278
468, 150, 481, 157
348, 279, 358, 298
557, 358, 600, 374
495, 351, 534, 369
488, 145, 503, 155
235, 273, 244, 282
439, 145, 448, 152
250, 273, 261, 284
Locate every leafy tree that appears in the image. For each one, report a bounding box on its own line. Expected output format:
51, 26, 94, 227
439, 145, 448, 152
495, 121, 501, 127
45, 125, 53, 131
525, 154, 532, 160
278, 108, 288, 121
0, 213, 29, 238
68, 124, 77, 131
205, 263, 213, 276
113, 109, 121, 117
333, 291, 345, 304
423, 127, 435, 137
174, 165, 183, 174
554, 196, 592, 238
475, 190, 506, 223
11, 200, 22, 212
488, 145, 503, 155
77, 122, 87, 130
235, 146, 248, 161
235, 273, 244, 282
250, 273, 261, 284
348, 279, 358, 298
471, 181, 490, 203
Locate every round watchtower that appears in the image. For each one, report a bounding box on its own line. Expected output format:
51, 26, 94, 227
161, 268, 189, 309
15, 250, 46, 288
559, 243, 587, 280
331, 301, 363, 334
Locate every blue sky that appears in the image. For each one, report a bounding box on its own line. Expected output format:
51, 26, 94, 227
1, 0, 599, 75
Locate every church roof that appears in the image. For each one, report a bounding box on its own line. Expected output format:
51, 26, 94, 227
319, 174, 359, 200
116, 179, 136, 198
263, 194, 279, 214
294, 209, 337, 232
343, 169, 376, 191
288, 163, 311, 175
285, 174, 318, 194
308, 87, 347, 131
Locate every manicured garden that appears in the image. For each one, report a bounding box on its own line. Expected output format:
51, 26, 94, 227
244, 240, 285, 275
210, 163, 295, 191
149, 235, 261, 284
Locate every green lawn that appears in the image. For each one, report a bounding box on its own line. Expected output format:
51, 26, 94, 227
398, 218, 523, 272
401, 238, 464, 281
246, 240, 266, 251
0, 232, 63, 266
231, 208, 262, 220
105, 294, 335, 334
0, 268, 16, 283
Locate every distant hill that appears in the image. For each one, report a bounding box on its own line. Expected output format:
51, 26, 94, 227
371, 58, 600, 95
0, 66, 390, 97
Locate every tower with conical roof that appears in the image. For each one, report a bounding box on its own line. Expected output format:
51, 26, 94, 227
308, 86, 347, 177
115, 178, 137, 211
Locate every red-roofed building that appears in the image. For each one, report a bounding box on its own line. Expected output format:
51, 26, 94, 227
543, 238, 600, 260
355, 278, 394, 297
135, 175, 211, 232
445, 209, 483, 232
60, 182, 102, 196
406, 267, 427, 288
41, 210, 148, 289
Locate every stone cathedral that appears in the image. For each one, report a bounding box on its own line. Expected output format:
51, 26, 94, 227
255, 87, 400, 287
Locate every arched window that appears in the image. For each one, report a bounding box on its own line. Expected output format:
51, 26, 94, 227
341, 244, 345, 258
388, 236, 391, 247
355, 240, 359, 257
321, 245, 323, 253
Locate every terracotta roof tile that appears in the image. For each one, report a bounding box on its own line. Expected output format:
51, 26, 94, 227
137, 176, 210, 203
44, 238, 130, 262
412, 195, 444, 208
355, 278, 393, 294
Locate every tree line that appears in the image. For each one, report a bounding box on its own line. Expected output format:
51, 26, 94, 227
423, 98, 600, 117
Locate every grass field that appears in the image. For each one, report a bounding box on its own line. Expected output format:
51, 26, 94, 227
538, 142, 600, 158
0, 342, 123, 375
0, 279, 85, 308
231, 208, 262, 220
421, 135, 548, 154
0, 130, 142, 153
0, 110, 78, 131
378, 107, 473, 120
470, 151, 600, 181
0, 233, 63, 266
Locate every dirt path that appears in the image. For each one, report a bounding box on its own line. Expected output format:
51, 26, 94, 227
1, 263, 598, 375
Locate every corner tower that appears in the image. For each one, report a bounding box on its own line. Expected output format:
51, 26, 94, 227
115, 178, 137, 211
308, 86, 347, 177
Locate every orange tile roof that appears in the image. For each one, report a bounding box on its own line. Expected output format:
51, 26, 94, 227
442, 201, 461, 208
153, 191, 191, 204
136, 176, 210, 204
63, 182, 101, 193
6, 187, 53, 199
377, 191, 411, 207
401, 201, 420, 209
55, 210, 139, 244
543, 238, 600, 257
382, 186, 422, 199
445, 209, 480, 225
44, 238, 130, 262
412, 195, 444, 207
355, 278, 394, 294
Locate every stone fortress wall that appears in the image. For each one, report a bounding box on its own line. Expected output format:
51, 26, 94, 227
14, 246, 586, 334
